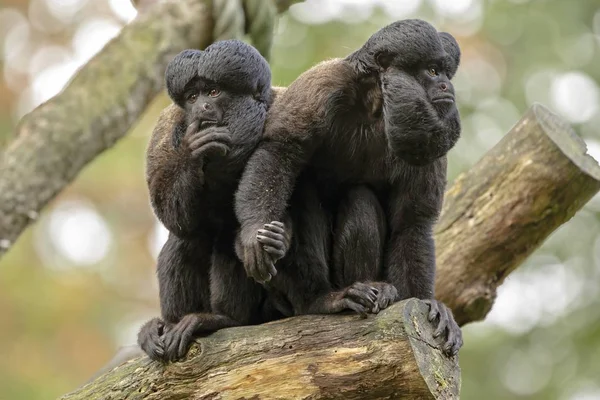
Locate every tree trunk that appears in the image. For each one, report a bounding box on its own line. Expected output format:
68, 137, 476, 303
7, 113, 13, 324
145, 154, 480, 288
61, 300, 460, 400
434, 103, 600, 325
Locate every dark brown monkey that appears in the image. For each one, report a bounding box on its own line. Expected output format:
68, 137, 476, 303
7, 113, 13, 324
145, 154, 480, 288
139, 40, 280, 362
236, 19, 463, 356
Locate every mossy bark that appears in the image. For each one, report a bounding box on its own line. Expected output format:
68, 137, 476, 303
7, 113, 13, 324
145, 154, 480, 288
434, 103, 600, 325
61, 300, 460, 400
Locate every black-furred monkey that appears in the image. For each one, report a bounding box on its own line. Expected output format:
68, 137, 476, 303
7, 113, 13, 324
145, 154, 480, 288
236, 19, 464, 356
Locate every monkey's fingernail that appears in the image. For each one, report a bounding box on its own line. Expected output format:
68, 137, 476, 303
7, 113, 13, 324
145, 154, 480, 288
257, 235, 266, 241
257, 229, 267, 234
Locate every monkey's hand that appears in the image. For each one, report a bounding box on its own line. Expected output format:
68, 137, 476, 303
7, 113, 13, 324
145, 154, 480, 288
257, 221, 290, 264
366, 281, 398, 313
240, 225, 278, 283
183, 121, 232, 161
138, 317, 168, 362
422, 299, 463, 357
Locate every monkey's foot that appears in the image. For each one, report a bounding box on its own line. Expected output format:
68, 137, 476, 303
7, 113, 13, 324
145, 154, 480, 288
308, 282, 379, 317
162, 314, 204, 362
138, 317, 167, 361
422, 299, 463, 356
257, 221, 289, 262
366, 281, 398, 313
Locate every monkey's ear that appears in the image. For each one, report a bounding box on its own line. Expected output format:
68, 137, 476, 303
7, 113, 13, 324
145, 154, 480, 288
375, 51, 393, 71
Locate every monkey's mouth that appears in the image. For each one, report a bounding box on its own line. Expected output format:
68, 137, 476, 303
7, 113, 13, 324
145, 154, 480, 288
431, 95, 455, 104
200, 120, 218, 129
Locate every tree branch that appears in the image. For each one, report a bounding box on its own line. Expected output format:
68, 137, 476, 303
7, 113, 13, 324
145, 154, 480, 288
0, 0, 301, 258
61, 300, 460, 400
435, 103, 600, 325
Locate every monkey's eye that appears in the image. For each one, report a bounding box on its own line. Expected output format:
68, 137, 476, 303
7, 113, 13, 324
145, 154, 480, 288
187, 93, 198, 103
208, 88, 221, 97
427, 67, 438, 77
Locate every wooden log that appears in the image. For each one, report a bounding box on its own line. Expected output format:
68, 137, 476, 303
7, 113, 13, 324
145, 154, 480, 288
60, 300, 460, 400
434, 103, 600, 325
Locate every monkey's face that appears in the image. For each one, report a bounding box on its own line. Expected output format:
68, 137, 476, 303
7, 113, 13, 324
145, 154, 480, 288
182, 77, 234, 128
416, 64, 456, 116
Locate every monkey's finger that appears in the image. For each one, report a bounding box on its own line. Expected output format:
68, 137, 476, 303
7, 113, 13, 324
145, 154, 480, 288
342, 299, 369, 318
256, 234, 286, 251
269, 221, 285, 228
451, 333, 464, 356
349, 283, 378, 303
264, 223, 286, 235
346, 288, 377, 310
177, 327, 195, 360
443, 325, 458, 356
189, 131, 232, 149
191, 142, 230, 159
433, 306, 449, 338
184, 120, 200, 138
425, 299, 440, 323
262, 245, 285, 259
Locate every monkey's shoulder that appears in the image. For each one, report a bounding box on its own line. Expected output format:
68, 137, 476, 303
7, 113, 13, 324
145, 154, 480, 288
146, 103, 187, 181
264, 59, 359, 137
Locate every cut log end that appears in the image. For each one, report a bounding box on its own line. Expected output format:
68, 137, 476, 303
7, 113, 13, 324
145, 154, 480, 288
436, 103, 600, 325
62, 299, 460, 400
532, 103, 600, 181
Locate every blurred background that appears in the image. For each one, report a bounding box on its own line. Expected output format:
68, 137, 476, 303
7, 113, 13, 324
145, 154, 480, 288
1, 0, 599, 398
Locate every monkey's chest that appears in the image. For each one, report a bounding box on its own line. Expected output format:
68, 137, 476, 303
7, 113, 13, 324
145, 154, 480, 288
312, 137, 391, 187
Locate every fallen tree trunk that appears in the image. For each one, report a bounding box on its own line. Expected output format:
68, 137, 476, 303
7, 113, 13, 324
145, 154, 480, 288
61, 300, 460, 400
434, 103, 600, 325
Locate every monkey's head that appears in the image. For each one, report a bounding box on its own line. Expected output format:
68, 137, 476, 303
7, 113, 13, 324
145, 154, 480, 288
348, 19, 460, 80
349, 20, 462, 165
165, 40, 271, 122
165, 40, 272, 162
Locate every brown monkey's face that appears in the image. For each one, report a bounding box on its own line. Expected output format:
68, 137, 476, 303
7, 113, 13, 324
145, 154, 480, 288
182, 77, 233, 128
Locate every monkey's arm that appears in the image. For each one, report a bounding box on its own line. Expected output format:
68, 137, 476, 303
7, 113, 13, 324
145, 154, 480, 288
384, 170, 440, 301
235, 138, 311, 282
384, 163, 462, 355
146, 105, 211, 237
382, 70, 461, 165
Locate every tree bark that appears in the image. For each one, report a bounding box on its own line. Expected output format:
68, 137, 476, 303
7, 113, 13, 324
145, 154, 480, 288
434, 103, 600, 325
61, 300, 460, 400
0, 0, 300, 257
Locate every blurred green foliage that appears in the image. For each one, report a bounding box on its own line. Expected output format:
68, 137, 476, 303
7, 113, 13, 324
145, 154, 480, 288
1, 0, 600, 399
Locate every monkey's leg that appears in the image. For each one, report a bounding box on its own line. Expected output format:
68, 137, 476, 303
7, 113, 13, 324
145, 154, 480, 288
140, 232, 238, 362
211, 231, 268, 324
268, 179, 378, 317
331, 185, 397, 312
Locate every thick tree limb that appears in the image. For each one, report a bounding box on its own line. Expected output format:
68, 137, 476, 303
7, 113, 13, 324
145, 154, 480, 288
434, 103, 600, 325
0, 0, 301, 258
61, 300, 460, 400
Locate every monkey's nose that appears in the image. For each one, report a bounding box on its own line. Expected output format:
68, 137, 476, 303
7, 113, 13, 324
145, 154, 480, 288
202, 103, 212, 111
440, 83, 448, 91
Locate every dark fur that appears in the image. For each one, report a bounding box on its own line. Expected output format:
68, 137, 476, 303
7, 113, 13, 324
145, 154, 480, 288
139, 40, 277, 362
140, 40, 392, 362
235, 19, 464, 355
